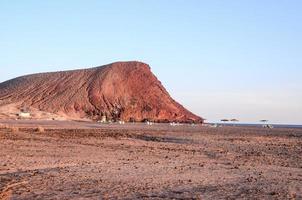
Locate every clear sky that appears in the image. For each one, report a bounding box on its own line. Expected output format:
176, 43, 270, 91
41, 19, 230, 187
0, 1, 301, 124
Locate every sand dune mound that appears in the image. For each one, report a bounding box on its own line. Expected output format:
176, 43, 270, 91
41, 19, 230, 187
0, 61, 203, 123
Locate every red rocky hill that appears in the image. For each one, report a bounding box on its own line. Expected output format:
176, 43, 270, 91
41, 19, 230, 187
0, 61, 203, 123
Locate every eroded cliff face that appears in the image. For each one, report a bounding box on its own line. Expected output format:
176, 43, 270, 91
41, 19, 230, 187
0, 61, 203, 123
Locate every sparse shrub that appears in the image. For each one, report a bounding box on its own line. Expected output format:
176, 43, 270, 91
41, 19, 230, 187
37, 126, 45, 133
0, 123, 8, 129
2, 125, 8, 129
11, 126, 19, 132
0, 124, 19, 132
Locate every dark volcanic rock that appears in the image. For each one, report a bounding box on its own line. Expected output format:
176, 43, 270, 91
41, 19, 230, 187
0, 61, 203, 123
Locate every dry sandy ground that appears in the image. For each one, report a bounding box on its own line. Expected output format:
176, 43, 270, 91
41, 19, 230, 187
0, 121, 301, 200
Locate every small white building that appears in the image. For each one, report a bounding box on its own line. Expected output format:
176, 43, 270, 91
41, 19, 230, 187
98, 115, 107, 123
18, 112, 31, 118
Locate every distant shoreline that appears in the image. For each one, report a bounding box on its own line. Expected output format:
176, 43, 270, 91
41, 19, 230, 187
1, 119, 301, 130
207, 123, 302, 129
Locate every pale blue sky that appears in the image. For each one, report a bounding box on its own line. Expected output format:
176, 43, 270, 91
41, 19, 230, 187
0, 1, 301, 124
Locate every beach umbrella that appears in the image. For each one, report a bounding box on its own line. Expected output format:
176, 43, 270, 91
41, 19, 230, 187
221, 119, 229, 125
230, 119, 239, 126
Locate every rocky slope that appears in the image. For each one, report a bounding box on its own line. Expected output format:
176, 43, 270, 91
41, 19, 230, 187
0, 61, 203, 123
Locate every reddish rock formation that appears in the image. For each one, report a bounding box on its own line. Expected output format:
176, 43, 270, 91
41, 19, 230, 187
0, 61, 203, 123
